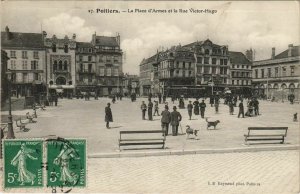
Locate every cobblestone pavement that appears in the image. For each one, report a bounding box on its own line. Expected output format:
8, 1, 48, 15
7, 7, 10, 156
1, 150, 299, 193
2, 97, 299, 154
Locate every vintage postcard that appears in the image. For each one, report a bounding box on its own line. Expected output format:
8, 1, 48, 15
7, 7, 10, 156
0, 1, 299, 193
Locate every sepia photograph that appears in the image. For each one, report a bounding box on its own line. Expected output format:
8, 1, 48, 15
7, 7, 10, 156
0, 1, 299, 193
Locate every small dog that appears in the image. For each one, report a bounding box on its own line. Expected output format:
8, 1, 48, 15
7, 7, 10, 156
293, 113, 298, 122
185, 125, 199, 139
206, 118, 220, 130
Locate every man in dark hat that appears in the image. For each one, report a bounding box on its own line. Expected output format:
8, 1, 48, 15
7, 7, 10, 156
161, 106, 171, 136
199, 99, 206, 119
170, 106, 182, 136
187, 101, 193, 120
148, 99, 153, 121
105, 103, 113, 129
140, 101, 147, 120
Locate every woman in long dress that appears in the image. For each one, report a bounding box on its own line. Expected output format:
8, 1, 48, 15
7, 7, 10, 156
11, 143, 38, 185
53, 143, 79, 185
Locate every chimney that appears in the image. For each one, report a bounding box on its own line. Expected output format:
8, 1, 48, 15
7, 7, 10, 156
271, 47, 275, 59
116, 33, 120, 46
245, 48, 253, 62
5, 26, 11, 40
288, 44, 293, 57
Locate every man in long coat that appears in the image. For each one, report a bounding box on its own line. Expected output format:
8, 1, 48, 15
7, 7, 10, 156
187, 101, 193, 120
161, 106, 171, 136
199, 99, 206, 119
193, 100, 200, 115
105, 103, 113, 129
170, 106, 182, 136
148, 99, 153, 121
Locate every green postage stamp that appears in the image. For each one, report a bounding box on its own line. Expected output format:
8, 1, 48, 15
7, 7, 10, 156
46, 138, 87, 188
2, 138, 87, 190
3, 139, 44, 189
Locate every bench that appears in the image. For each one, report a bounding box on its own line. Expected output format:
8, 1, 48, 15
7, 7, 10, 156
16, 118, 26, 131
244, 127, 288, 144
119, 130, 166, 150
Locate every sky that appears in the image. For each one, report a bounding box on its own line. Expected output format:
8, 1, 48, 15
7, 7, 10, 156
1, 1, 299, 74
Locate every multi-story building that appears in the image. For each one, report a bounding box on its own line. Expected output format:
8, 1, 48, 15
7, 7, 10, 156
92, 33, 123, 96
1, 26, 46, 98
1, 50, 9, 105
184, 39, 230, 89
158, 46, 195, 96
229, 51, 252, 96
139, 53, 159, 96
123, 74, 140, 96
44, 33, 77, 97
252, 44, 300, 100
139, 39, 231, 97
75, 42, 97, 94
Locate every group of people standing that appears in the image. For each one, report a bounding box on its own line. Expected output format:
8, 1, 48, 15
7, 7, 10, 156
187, 99, 207, 119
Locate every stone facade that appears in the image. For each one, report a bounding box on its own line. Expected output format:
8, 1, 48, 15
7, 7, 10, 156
1, 26, 46, 98
252, 44, 300, 101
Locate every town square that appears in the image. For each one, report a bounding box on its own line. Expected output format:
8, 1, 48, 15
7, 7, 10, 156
1, 1, 299, 193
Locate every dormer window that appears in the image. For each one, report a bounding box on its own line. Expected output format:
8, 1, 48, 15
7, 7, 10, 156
205, 49, 210, 55
52, 43, 56, 52
64, 44, 68, 53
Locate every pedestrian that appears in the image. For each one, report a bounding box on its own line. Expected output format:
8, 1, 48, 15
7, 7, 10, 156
238, 100, 244, 118
153, 101, 160, 116
209, 95, 214, 107
253, 98, 259, 115
229, 100, 234, 115
148, 99, 153, 121
199, 99, 206, 118
179, 96, 185, 109
193, 100, 200, 115
105, 103, 113, 129
165, 102, 169, 110
187, 101, 193, 120
140, 101, 147, 120
54, 94, 58, 106
163, 95, 166, 103
112, 95, 116, 104
214, 99, 219, 113
170, 106, 182, 136
171, 95, 175, 104
158, 93, 162, 104
161, 106, 171, 136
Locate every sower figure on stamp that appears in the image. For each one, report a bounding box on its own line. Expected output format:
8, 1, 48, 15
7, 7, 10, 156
161, 105, 171, 136
11, 143, 38, 185
148, 99, 153, 121
53, 143, 80, 185
105, 103, 113, 129
141, 101, 147, 120
187, 101, 193, 120
170, 106, 182, 136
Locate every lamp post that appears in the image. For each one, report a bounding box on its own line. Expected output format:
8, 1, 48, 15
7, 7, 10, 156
6, 70, 15, 139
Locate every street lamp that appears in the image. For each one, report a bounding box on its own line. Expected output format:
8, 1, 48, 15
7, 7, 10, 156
6, 70, 15, 139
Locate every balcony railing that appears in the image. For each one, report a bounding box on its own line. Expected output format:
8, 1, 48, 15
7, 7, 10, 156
77, 69, 95, 74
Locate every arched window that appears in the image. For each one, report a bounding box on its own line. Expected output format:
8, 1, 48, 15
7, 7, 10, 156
64, 60, 68, 70
52, 43, 56, 52
59, 60, 63, 70
281, 83, 287, 89
273, 83, 279, 90
64, 44, 68, 53
205, 49, 210, 55
53, 60, 57, 71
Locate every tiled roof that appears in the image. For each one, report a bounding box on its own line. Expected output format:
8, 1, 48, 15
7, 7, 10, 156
76, 42, 93, 48
229, 51, 251, 64
274, 45, 300, 59
1, 31, 44, 48
95, 36, 119, 47
183, 39, 223, 48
